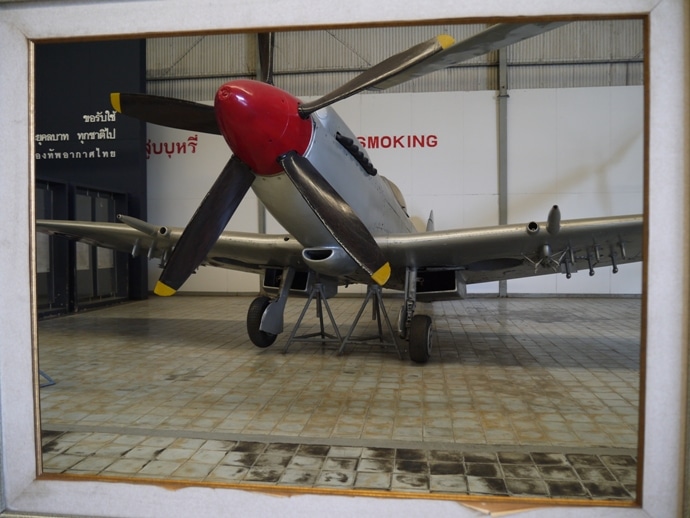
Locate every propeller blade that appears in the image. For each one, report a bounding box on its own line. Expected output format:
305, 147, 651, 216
155, 156, 254, 296
279, 151, 391, 286
257, 32, 275, 84
371, 22, 568, 91
111, 92, 221, 134
298, 22, 566, 116
298, 34, 454, 116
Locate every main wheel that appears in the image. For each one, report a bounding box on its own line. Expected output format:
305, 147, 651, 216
247, 296, 277, 348
408, 314, 432, 364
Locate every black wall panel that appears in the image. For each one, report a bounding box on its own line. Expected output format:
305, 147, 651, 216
35, 40, 148, 312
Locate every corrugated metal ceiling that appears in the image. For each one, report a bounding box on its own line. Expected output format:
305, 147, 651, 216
147, 20, 644, 100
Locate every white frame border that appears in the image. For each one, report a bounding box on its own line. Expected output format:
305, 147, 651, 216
1, 1, 686, 517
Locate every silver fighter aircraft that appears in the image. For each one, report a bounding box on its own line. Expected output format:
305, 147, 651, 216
36, 23, 643, 363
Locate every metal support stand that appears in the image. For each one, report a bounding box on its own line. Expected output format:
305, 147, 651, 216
339, 285, 403, 359
39, 369, 56, 388
283, 283, 342, 353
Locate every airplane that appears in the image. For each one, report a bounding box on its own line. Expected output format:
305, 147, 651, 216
36, 22, 643, 363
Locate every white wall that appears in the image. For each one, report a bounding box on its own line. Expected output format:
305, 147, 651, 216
507, 86, 643, 294
147, 86, 643, 295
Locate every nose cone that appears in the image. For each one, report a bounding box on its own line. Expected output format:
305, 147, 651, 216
214, 80, 313, 175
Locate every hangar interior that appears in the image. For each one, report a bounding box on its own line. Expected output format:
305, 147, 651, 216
142, 20, 643, 297
37, 20, 644, 505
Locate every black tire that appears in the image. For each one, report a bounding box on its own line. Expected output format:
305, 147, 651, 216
247, 296, 277, 348
408, 314, 432, 364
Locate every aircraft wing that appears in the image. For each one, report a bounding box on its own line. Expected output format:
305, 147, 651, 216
378, 212, 643, 285
36, 217, 306, 275
37, 211, 643, 288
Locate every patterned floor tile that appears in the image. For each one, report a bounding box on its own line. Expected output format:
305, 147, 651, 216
38, 296, 640, 502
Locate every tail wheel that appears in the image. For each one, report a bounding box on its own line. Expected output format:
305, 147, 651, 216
247, 296, 277, 348
409, 314, 432, 364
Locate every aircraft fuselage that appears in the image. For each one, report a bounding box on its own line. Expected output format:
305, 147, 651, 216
215, 80, 417, 275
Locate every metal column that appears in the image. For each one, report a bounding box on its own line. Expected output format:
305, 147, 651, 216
497, 48, 509, 297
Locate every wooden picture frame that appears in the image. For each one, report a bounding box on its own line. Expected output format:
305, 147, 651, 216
0, 1, 686, 516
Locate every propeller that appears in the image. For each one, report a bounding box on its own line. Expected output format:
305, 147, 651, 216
298, 34, 454, 116
279, 151, 391, 286
113, 23, 566, 294
153, 156, 254, 296
257, 32, 275, 84
298, 22, 566, 116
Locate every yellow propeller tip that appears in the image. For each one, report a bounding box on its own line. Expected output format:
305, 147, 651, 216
371, 262, 391, 286
110, 92, 121, 113
437, 34, 455, 49
154, 281, 176, 297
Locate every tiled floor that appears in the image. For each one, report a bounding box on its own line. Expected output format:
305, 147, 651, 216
38, 294, 641, 502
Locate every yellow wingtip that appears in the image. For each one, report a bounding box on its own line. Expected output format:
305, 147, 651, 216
154, 281, 176, 297
371, 262, 391, 286
110, 92, 121, 113
437, 34, 455, 50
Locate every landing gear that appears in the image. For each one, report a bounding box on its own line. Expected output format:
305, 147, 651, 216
401, 267, 433, 364
247, 295, 277, 348
408, 314, 432, 364
245, 266, 436, 363
246, 267, 297, 348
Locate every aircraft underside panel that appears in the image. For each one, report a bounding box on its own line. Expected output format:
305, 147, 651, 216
415, 269, 468, 301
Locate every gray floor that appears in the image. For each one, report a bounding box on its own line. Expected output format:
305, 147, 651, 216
38, 294, 640, 502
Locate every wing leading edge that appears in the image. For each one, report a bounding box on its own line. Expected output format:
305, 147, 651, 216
36, 217, 305, 275
377, 212, 643, 285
